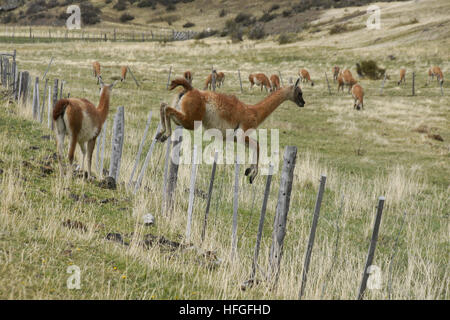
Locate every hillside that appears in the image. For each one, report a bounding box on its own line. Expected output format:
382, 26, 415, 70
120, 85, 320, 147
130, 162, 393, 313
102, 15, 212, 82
1, 0, 412, 34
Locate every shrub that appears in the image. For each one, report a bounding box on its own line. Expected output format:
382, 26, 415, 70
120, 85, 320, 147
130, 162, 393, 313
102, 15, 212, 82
80, 2, 101, 25
269, 4, 280, 12
259, 12, 277, 22
234, 13, 255, 26
113, 0, 127, 11
138, 0, 156, 8
282, 9, 292, 17
248, 24, 265, 40
194, 29, 217, 40
183, 22, 195, 28
329, 24, 348, 35
219, 9, 226, 17
166, 4, 176, 11
120, 12, 135, 23
278, 33, 294, 45
357, 60, 386, 80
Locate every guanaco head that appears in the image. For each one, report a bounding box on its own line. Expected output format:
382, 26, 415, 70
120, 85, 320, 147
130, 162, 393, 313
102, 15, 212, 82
99, 78, 118, 95
290, 78, 305, 108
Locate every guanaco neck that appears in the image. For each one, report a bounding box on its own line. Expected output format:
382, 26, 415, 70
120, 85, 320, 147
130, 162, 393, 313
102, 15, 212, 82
97, 88, 110, 124
248, 87, 290, 125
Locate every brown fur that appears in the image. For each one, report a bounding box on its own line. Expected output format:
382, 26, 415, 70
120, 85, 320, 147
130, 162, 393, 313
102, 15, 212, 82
398, 68, 406, 85
338, 69, 357, 93
120, 66, 128, 82
351, 84, 364, 110
249, 73, 271, 92
430, 66, 444, 85
157, 77, 306, 183
216, 72, 225, 88
269, 74, 281, 92
299, 68, 314, 86
93, 61, 101, 84
53, 81, 116, 178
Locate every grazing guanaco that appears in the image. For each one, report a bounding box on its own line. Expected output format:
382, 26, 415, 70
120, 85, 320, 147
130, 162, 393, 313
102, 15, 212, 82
93, 61, 101, 84
269, 74, 281, 92
299, 68, 314, 86
398, 68, 406, 85
430, 66, 444, 85
332, 66, 340, 82
53, 78, 117, 178
351, 84, 364, 110
249, 73, 271, 92
120, 66, 128, 82
216, 72, 225, 88
338, 69, 357, 93
156, 77, 306, 183
184, 71, 193, 85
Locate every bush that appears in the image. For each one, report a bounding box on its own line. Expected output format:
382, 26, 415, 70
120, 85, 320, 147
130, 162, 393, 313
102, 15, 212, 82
357, 60, 386, 80
269, 4, 280, 12
80, 2, 101, 25
183, 22, 195, 28
194, 29, 218, 40
138, 0, 156, 8
219, 9, 226, 17
278, 33, 294, 45
282, 9, 292, 17
329, 24, 348, 35
248, 24, 265, 40
259, 12, 277, 22
120, 12, 135, 23
113, 0, 127, 11
234, 13, 255, 26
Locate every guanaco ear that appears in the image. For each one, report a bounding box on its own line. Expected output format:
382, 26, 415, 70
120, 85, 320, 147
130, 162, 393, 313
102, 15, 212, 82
294, 77, 301, 87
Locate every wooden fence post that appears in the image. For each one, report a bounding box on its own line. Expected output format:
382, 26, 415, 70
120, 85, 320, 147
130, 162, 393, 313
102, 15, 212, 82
47, 86, 52, 129
201, 150, 218, 242
251, 164, 274, 280
109, 106, 125, 181
20, 71, 29, 105
161, 137, 171, 215
231, 155, 240, 261
185, 145, 198, 242
59, 80, 64, 100
299, 174, 327, 299
134, 123, 161, 194
357, 196, 385, 300
127, 67, 140, 87
412, 72, 415, 96
32, 77, 39, 120
164, 126, 183, 214
51, 79, 59, 130
99, 119, 107, 178
211, 67, 216, 91
40, 78, 48, 123
166, 66, 172, 89
325, 72, 332, 95
238, 70, 243, 93
42, 57, 53, 80
13, 64, 18, 100
128, 111, 152, 187
17, 71, 22, 101
269, 146, 297, 285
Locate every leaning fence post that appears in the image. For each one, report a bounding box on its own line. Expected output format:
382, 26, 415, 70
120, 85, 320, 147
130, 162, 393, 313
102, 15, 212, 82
185, 145, 198, 242
251, 164, 274, 280
42, 57, 53, 80
52, 79, 59, 130
134, 123, 161, 194
47, 86, 52, 129
231, 155, 240, 261
166, 66, 172, 89
128, 111, 152, 187
269, 146, 297, 285
164, 126, 183, 215
238, 70, 243, 93
127, 67, 140, 87
40, 78, 48, 123
100, 119, 107, 178
109, 106, 125, 182
299, 174, 327, 299
357, 196, 385, 300
32, 77, 40, 120
201, 150, 218, 242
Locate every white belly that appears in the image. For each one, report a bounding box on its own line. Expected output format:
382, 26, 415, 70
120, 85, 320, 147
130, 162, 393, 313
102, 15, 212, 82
202, 103, 235, 135
64, 111, 99, 143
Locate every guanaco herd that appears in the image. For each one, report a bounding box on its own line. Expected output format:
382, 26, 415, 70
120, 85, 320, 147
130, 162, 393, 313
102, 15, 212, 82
53, 61, 444, 183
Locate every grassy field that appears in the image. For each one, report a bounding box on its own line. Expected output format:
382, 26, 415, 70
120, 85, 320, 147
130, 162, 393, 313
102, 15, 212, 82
0, 0, 448, 299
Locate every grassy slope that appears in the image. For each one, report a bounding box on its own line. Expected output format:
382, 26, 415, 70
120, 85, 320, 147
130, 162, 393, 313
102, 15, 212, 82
0, 0, 448, 299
